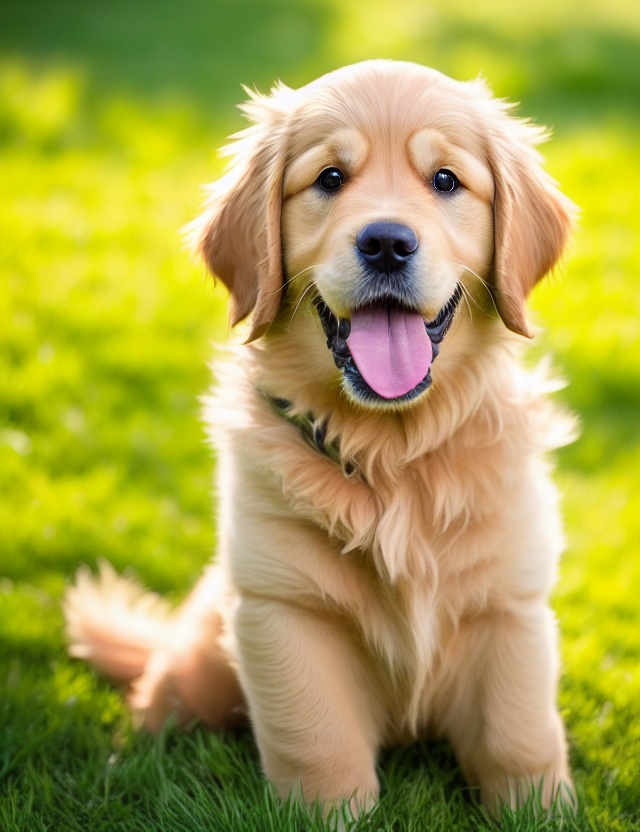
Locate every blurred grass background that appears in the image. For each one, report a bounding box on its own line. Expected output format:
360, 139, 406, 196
0, 0, 638, 829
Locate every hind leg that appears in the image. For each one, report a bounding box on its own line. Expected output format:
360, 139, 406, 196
130, 566, 245, 733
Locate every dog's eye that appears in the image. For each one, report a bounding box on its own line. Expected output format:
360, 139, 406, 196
433, 169, 459, 193
317, 167, 345, 193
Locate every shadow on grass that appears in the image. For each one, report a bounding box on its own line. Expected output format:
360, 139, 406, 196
0, 0, 334, 120
414, 21, 640, 126
0, 0, 638, 129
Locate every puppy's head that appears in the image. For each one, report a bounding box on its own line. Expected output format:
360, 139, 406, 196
192, 61, 574, 409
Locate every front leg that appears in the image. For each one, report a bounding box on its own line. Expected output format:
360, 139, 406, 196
443, 606, 574, 815
235, 596, 382, 818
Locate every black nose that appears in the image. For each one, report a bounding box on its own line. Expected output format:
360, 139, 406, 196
355, 222, 419, 273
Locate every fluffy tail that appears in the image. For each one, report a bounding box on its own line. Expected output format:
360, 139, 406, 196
64, 560, 245, 732
64, 560, 173, 686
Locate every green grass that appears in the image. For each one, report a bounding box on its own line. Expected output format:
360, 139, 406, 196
1, 0, 639, 829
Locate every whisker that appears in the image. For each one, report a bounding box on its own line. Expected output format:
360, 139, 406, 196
452, 263, 491, 293
287, 280, 318, 331
264, 264, 321, 298
453, 263, 500, 318
459, 283, 475, 320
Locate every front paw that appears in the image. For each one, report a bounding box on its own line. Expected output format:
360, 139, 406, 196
481, 770, 576, 818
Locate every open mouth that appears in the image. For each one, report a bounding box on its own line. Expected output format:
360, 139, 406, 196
314, 285, 462, 405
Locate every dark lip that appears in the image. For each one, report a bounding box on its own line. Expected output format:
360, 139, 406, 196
314, 284, 463, 405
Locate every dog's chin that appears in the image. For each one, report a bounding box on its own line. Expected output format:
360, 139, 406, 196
342, 367, 432, 411
313, 285, 462, 411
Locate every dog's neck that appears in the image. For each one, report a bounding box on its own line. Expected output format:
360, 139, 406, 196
261, 391, 359, 478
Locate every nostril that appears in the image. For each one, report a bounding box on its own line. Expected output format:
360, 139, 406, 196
358, 236, 382, 257
356, 222, 419, 270
393, 235, 418, 258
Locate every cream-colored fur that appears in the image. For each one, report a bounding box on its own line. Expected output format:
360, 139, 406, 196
65, 60, 577, 819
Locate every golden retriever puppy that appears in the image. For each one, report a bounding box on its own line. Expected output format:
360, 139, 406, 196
65, 60, 577, 820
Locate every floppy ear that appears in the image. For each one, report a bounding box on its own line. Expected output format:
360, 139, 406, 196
189, 90, 289, 341
486, 110, 575, 337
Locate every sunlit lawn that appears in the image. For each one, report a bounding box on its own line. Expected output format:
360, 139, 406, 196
1, 0, 639, 829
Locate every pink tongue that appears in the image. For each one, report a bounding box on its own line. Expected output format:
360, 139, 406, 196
347, 307, 433, 399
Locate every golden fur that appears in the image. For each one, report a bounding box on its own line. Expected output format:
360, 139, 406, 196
65, 60, 577, 819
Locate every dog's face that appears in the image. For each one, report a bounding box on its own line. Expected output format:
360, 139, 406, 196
281, 70, 495, 405
193, 61, 573, 409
